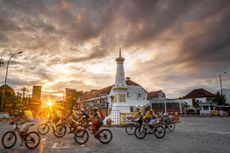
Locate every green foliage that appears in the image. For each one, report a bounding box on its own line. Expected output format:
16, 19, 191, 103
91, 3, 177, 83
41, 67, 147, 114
192, 99, 199, 108
214, 92, 226, 105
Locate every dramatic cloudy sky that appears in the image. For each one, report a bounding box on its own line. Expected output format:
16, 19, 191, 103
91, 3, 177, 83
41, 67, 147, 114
0, 0, 230, 99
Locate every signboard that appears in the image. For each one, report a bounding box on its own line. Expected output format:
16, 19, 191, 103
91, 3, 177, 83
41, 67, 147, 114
120, 112, 135, 125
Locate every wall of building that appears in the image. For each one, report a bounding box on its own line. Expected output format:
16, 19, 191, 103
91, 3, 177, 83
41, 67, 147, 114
195, 97, 207, 103
177, 98, 193, 107
150, 99, 182, 113
127, 85, 148, 100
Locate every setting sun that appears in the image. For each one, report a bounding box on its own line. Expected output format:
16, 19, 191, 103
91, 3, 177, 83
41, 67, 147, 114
47, 101, 54, 107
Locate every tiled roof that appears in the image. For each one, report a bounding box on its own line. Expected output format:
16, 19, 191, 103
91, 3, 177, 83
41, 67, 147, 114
79, 78, 145, 101
126, 79, 141, 86
183, 88, 215, 99
79, 86, 113, 101
97, 86, 113, 96
148, 90, 162, 98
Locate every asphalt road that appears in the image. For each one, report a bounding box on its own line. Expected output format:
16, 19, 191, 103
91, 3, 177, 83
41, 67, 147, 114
0, 117, 230, 153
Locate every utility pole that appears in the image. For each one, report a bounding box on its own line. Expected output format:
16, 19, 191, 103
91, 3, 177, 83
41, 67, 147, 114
219, 72, 228, 95
219, 74, 223, 95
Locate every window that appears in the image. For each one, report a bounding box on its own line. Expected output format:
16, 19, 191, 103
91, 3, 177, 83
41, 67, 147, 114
130, 106, 133, 112
119, 94, 126, 102
111, 96, 114, 103
138, 93, 142, 97
114, 96, 118, 103
203, 106, 209, 110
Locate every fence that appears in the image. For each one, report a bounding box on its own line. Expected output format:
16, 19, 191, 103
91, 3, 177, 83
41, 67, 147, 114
110, 110, 121, 125
107, 111, 180, 126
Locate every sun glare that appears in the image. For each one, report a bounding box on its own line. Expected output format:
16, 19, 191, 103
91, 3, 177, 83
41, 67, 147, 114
47, 101, 54, 107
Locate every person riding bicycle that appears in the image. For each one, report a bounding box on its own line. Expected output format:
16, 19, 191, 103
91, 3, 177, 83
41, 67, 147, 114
143, 106, 158, 129
133, 108, 143, 125
78, 108, 89, 121
65, 109, 82, 133
143, 106, 153, 122
91, 108, 104, 138
11, 107, 35, 145
147, 109, 159, 127
11, 108, 35, 132
50, 109, 60, 124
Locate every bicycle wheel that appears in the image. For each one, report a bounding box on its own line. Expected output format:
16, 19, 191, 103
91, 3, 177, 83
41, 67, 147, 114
134, 126, 147, 139
74, 129, 89, 145
168, 123, 175, 132
98, 129, 113, 144
153, 126, 166, 138
125, 123, 136, 135
58, 123, 69, 134
2, 131, 17, 149
25, 131, 41, 149
37, 123, 49, 135
54, 124, 66, 138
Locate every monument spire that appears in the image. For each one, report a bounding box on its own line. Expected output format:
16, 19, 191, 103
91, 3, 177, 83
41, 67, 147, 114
113, 48, 127, 103
119, 48, 121, 57
116, 48, 125, 64
115, 48, 126, 87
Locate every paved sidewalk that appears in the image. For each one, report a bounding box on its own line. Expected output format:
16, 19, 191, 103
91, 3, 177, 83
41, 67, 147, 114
0, 117, 230, 153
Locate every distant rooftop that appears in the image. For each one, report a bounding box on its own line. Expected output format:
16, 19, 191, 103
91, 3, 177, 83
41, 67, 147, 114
79, 78, 142, 101
148, 90, 163, 98
183, 88, 215, 99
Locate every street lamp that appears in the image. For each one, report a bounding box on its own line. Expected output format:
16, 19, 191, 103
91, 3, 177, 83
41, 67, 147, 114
1, 51, 23, 112
219, 72, 228, 95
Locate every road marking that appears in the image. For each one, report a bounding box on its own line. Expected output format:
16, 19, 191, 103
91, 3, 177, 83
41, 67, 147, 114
51, 141, 76, 149
52, 142, 58, 148
39, 136, 46, 153
215, 131, 230, 135
206, 131, 230, 135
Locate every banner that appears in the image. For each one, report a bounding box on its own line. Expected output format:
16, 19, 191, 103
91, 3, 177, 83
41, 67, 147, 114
120, 112, 135, 125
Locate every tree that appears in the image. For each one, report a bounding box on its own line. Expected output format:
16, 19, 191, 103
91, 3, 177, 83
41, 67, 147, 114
0, 84, 17, 113
214, 92, 226, 105
193, 99, 199, 108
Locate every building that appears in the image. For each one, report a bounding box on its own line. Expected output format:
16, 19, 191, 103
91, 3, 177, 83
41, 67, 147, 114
32, 86, 41, 101
31, 86, 42, 111
148, 90, 166, 100
77, 50, 158, 124
183, 88, 215, 104
180, 88, 216, 115
78, 50, 150, 112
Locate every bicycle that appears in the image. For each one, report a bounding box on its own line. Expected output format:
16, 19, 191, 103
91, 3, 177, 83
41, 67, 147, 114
159, 114, 175, 132
134, 118, 166, 139
125, 117, 143, 135
74, 123, 113, 145
2, 122, 40, 149
37, 120, 66, 138
57, 118, 85, 136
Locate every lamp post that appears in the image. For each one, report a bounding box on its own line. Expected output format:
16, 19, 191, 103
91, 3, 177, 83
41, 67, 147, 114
219, 72, 228, 95
1, 51, 23, 112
